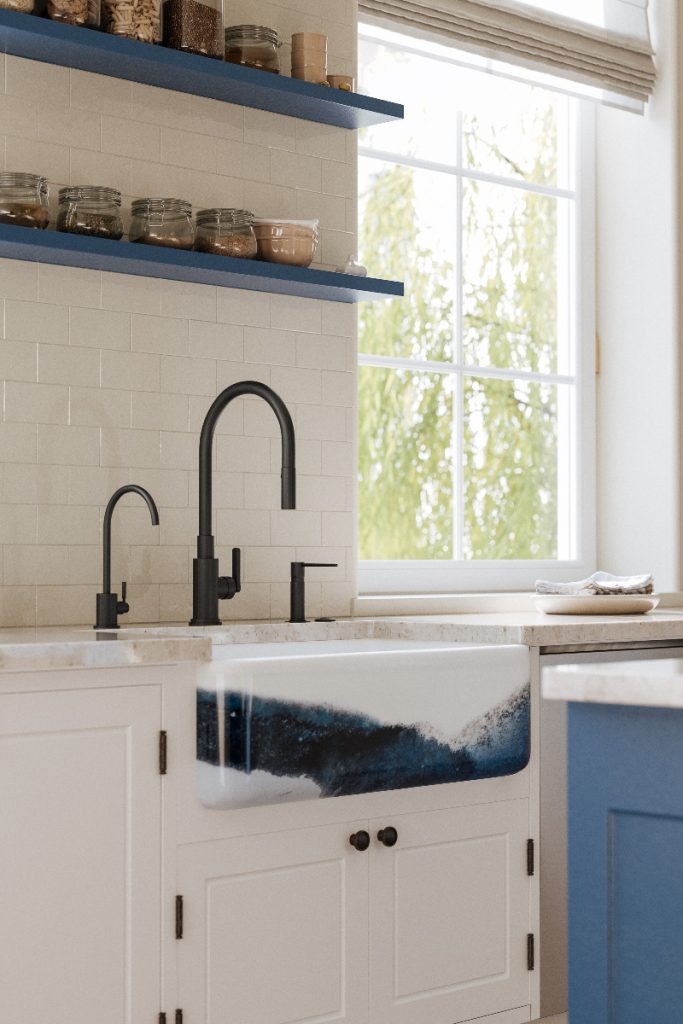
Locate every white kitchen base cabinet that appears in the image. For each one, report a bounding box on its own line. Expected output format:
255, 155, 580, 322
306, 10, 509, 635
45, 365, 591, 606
0, 684, 163, 1024
370, 801, 532, 1024
175, 800, 533, 1024
176, 822, 371, 1024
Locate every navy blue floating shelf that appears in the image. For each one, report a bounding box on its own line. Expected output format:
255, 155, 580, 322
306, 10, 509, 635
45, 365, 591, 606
0, 225, 404, 303
0, 9, 404, 129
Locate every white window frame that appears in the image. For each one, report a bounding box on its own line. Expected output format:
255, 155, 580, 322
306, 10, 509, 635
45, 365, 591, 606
357, 29, 596, 595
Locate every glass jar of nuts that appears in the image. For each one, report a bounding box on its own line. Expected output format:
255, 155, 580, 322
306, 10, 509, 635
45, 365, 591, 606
57, 186, 124, 240
129, 198, 195, 250
0, 173, 49, 230
47, 0, 100, 27
194, 208, 257, 259
102, 0, 161, 43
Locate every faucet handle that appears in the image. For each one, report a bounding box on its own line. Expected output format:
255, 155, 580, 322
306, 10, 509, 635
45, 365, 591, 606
217, 548, 242, 602
116, 581, 130, 616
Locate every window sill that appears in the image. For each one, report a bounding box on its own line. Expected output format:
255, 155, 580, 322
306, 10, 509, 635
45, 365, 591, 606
353, 592, 539, 616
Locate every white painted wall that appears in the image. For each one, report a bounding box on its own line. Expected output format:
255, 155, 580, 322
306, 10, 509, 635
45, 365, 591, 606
0, 0, 359, 627
596, 0, 680, 589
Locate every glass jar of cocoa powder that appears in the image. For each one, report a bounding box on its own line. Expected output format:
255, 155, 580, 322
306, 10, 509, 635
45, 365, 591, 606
163, 0, 222, 59
57, 187, 124, 240
0, 173, 49, 230
194, 209, 258, 259
129, 198, 195, 250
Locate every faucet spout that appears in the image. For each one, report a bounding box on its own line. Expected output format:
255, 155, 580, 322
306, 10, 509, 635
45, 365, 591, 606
96, 484, 160, 629
192, 380, 296, 626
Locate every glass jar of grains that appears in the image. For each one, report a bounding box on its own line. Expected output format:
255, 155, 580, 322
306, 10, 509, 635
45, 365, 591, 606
101, 0, 161, 43
163, 0, 223, 58
224, 25, 281, 73
129, 198, 195, 250
0, 0, 35, 13
194, 208, 257, 259
57, 186, 124, 240
0, 173, 49, 230
47, 0, 99, 26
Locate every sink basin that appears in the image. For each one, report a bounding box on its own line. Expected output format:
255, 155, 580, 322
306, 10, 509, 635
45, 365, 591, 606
197, 639, 531, 810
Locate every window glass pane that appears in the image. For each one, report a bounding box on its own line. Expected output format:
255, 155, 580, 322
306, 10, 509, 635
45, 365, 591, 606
359, 159, 457, 361
359, 36, 459, 164
462, 180, 568, 375
462, 377, 561, 559
463, 82, 568, 188
358, 366, 454, 560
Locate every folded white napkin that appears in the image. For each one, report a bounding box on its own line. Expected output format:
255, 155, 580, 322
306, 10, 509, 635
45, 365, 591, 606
535, 571, 654, 596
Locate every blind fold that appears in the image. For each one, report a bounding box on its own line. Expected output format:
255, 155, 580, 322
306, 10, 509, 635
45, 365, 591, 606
358, 0, 656, 102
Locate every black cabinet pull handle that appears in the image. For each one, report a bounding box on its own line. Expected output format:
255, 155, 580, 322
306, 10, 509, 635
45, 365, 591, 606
377, 827, 398, 847
349, 830, 370, 852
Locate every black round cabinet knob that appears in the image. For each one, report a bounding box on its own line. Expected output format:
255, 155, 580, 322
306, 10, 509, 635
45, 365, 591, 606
349, 830, 370, 852
377, 827, 398, 848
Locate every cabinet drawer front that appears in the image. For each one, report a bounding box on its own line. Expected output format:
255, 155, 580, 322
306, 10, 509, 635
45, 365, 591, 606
0, 685, 162, 1024
177, 823, 370, 1024
370, 800, 531, 1024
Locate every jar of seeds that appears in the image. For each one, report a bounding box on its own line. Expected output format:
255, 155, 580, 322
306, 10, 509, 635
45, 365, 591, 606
0, 0, 35, 13
57, 187, 124, 240
102, 0, 161, 42
129, 198, 194, 250
47, 0, 99, 26
163, 0, 222, 58
194, 208, 257, 259
0, 173, 49, 230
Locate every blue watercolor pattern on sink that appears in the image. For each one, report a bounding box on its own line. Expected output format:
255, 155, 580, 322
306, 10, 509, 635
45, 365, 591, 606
196, 681, 530, 806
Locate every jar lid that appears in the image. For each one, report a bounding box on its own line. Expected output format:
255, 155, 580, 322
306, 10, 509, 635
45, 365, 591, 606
224, 24, 280, 46
59, 186, 122, 205
196, 208, 255, 226
132, 198, 192, 216
0, 172, 48, 192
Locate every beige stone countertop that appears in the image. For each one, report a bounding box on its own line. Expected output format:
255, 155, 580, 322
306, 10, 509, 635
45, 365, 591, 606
0, 627, 212, 673
5, 608, 683, 674
543, 658, 683, 709
118, 608, 683, 648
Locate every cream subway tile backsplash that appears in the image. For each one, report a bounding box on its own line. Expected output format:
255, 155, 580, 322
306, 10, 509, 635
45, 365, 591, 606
0, 0, 358, 625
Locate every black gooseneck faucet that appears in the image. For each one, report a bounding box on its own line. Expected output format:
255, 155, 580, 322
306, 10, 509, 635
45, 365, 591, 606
95, 484, 160, 629
191, 380, 296, 626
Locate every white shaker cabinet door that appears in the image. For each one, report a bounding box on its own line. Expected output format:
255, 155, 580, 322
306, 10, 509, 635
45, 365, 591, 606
370, 800, 532, 1024
176, 822, 370, 1024
0, 684, 162, 1024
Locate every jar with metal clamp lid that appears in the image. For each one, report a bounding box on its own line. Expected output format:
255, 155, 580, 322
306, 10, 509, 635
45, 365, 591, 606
129, 197, 195, 250
194, 208, 257, 259
0, 172, 49, 229
57, 186, 124, 240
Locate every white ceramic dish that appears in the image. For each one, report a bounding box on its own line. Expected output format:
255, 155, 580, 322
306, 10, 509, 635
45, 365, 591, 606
534, 593, 660, 615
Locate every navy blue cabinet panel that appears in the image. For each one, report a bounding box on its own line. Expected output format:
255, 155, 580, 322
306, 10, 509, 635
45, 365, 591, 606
0, 225, 404, 303
0, 10, 404, 129
568, 702, 683, 1024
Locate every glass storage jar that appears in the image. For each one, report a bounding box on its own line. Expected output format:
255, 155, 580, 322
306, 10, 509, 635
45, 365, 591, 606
0, 0, 36, 13
101, 0, 161, 42
0, 173, 49, 229
57, 186, 124, 240
47, 0, 99, 27
129, 198, 194, 250
163, 0, 222, 58
225, 25, 281, 73
194, 208, 257, 259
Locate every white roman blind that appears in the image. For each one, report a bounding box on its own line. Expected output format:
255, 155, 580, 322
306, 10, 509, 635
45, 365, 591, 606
358, 0, 656, 102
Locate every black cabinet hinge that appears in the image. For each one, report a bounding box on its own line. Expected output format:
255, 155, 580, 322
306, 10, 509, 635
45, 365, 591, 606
159, 731, 168, 775
527, 933, 535, 971
159, 1014, 166, 1024
175, 1011, 183, 1024
527, 838, 535, 876
175, 895, 184, 939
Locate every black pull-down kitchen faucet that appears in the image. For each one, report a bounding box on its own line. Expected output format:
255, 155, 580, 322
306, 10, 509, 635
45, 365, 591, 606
190, 380, 296, 626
